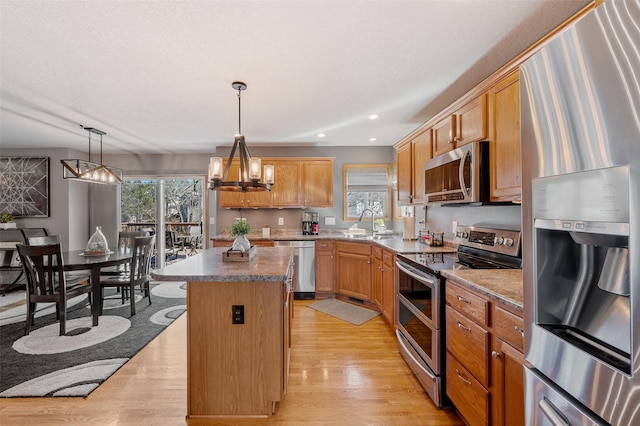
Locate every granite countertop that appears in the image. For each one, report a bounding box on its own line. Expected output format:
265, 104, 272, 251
441, 269, 523, 313
151, 246, 292, 283
212, 229, 458, 255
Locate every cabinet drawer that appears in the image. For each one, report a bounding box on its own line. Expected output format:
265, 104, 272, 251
446, 306, 489, 386
446, 282, 489, 326
447, 351, 489, 426
494, 306, 525, 352
382, 250, 394, 267
336, 241, 371, 256
373, 245, 382, 259
315, 240, 335, 252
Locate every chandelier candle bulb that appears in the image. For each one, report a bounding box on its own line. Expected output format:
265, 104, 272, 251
249, 158, 261, 180
209, 157, 223, 180
264, 164, 274, 184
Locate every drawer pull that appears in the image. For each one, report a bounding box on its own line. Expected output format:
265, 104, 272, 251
514, 325, 525, 337
456, 321, 471, 333
455, 369, 471, 386
456, 295, 471, 304
491, 351, 500, 359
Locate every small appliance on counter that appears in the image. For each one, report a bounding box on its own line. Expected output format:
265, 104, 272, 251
302, 212, 312, 235
302, 212, 319, 235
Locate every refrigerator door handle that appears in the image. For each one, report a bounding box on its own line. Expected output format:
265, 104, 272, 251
539, 397, 570, 426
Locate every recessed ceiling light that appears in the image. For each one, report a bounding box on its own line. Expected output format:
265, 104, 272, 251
317, 133, 326, 138
368, 114, 379, 120
369, 138, 377, 142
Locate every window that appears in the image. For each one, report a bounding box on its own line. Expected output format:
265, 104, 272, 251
121, 176, 205, 234
343, 164, 391, 221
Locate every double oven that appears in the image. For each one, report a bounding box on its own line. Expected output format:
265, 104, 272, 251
395, 224, 522, 408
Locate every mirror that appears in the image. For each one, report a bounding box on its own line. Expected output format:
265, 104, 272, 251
343, 164, 392, 221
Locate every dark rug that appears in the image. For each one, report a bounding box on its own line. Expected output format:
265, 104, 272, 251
0, 280, 186, 397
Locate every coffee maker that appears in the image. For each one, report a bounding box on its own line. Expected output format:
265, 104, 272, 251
302, 212, 319, 235
302, 212, 313, 235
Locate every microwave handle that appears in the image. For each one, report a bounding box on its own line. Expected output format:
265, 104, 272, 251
459, 151, 468, 194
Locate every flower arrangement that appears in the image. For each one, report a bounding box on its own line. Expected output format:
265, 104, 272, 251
229, 219, 252, 236
0, 212, 15, 223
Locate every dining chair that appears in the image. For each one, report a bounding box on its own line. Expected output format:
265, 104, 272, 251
183, 225, 203, 255
17, 243, 93, 336
100, 235, 156, 316
101, 230, 148, 277
28, 235, 91, 285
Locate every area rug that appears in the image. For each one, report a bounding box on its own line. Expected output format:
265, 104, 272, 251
308, 298, 380, 326
0, 280, 186, 397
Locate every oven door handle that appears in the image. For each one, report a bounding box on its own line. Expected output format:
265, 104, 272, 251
396, 261, 437, 287
396, 330, 436, 381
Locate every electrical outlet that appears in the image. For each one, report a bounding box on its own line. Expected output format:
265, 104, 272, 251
209, 217, 215, 225
452, 221, 458, 234
232, 305, 244, 324
325, 216, 336, 225
278, 217, 284, 226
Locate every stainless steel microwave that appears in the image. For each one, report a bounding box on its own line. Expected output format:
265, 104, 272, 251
423, 140, 489, 206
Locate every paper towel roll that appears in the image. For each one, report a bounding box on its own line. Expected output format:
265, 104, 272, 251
403, 216, 416, 240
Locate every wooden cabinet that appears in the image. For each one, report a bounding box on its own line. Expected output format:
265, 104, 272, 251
432, 95, 487, 157
218, 161, 272, 208
302, 160, 334, 207
218, 158, 334, 209
396, 143, 413, 205
488, 70, 521, 202
432, 114, 456, 156
380, 249, 395, 327
270, 160, 301, 207
372, 246, 383, 307
445, 280, 525, 426
315, 240, 335, 296
396, 128, 432, 205
335, 241, 372, 303
455, 94, 487, 147
492, 306, 525, 426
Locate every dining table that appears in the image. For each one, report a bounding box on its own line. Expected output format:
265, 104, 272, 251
62, 248, 133, 327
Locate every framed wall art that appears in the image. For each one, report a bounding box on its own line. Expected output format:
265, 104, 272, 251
0, 157, 50, 217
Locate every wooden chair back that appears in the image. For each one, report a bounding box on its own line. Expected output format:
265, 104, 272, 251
28, 235, 60, 246
130, 235, 156, 287
17, 243, 65, 298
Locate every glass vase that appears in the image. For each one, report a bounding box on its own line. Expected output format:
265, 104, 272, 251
85, 226, 109, 255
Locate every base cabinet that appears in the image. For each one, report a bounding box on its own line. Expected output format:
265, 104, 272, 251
335, 241, 372, 303
380, 249, 395, 327
445, 279, 525, 426
315, 240, 335, 296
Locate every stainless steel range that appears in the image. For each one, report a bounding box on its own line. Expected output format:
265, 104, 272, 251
395, 223, 522, 407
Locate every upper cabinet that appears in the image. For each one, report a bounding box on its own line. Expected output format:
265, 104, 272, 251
488, 70, 521, 203
396, 128, 432, 205
218, 158, 334, 209
302, 160, 334, 208
432, 114, 456, 157
433, 95, 488, 157
456, 94, 487, 147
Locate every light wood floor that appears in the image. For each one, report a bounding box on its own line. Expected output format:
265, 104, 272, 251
0, 300, 464, 425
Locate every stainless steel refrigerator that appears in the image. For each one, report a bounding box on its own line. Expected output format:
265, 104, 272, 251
520, 1, 640, 425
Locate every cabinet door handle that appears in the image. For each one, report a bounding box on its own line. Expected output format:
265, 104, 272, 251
514, 325, 525, 337
456, 321, 471, 333
491, 351, 500, 359
455, 369, 471, 386
456, 295, 471, 304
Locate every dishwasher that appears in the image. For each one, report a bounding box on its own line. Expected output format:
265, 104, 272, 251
274, 240, 315, 299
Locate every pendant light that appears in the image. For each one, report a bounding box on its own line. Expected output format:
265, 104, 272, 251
61, 126, 123, 184
208, 81, 273, 192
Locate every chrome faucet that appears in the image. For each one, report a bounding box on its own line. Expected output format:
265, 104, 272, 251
358, 208, 376, 234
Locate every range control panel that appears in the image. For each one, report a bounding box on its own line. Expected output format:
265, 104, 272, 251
454, 224, 521, 257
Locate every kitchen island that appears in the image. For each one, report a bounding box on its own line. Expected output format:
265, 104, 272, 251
151, 246, 293, 420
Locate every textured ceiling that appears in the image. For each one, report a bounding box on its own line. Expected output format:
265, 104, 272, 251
0, 0, 591, 154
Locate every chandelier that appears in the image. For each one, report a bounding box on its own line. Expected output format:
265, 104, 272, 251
208, 81, 274, 192
61, 126, 123, 184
